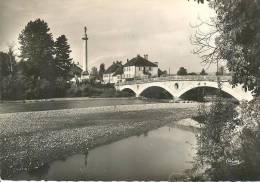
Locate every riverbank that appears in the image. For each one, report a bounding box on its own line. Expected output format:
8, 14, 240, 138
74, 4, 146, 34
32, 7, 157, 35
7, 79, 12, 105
0, 96, 199, 114
0, 96, 137, 103
0, 97, 152, 114
172, 118, 202, 133
0, 103, 197, 179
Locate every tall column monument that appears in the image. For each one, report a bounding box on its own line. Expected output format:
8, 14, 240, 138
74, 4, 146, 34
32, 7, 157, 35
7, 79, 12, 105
82, 26, 88, 74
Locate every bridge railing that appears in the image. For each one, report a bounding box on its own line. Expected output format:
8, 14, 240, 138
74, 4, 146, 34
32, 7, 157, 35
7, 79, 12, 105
116, 75, 232, 86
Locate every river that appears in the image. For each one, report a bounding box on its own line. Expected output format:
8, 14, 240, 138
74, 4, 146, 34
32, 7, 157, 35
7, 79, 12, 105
1, 98, 197, 180
12, 121, 196, 181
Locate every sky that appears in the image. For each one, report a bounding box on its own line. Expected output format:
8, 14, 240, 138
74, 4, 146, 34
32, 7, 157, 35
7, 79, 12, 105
0, 0, 217, 73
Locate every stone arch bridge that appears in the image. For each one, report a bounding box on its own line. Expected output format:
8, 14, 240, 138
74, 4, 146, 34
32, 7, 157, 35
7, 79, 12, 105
115, 75, 254, 102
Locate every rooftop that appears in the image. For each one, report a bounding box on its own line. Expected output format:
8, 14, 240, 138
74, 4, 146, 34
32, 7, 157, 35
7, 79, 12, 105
124, 55, 158, 67
104, 61, 123, 74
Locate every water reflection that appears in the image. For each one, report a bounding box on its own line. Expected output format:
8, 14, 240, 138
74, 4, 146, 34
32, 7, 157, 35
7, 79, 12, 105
13, 123, 196, 181
27, 164, 50, 179
84, 150, 89, 166
143, 130, 149, 137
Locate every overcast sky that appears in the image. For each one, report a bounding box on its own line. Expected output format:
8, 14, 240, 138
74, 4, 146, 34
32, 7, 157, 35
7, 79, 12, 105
0, 0, 216, 73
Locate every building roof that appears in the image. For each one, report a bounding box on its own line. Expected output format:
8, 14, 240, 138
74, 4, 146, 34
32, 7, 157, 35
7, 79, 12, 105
124, 55, 158, 67
69, 63, 83, 76
104, 61, 123, 74
113, 66, 124, 76
82, 70, 89, 75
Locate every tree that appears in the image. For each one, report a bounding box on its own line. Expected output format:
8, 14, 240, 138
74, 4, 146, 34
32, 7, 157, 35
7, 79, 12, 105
7, 46, 16, 74
0, 51, 10, 100
200, 68, 208, 75
193, 97, 240, 180
192, 96, 260, 180
90, 66, 98, 77
189, 1, 260, 180
158, 69, 167, 77
217, 66, 225, 75
90, 66, 99, 84
18, 19, 55, 80
188, 72, 197, 75
98, 63, 105, 81
191, 0, 260, 94
214, 0, 260, 93
54, 35, 73, 80
177, 67, 188, 75
188, 0, 208, 3
0, 52, 11, 78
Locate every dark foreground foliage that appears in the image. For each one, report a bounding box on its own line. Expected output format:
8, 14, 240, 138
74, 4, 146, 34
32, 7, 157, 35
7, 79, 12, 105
189, 97, 260, 180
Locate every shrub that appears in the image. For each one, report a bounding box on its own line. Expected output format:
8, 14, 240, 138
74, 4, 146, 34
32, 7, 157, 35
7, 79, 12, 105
192, 98, 260, 180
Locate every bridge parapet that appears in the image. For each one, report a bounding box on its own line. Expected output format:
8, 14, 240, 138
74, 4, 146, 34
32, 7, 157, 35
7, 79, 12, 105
116, 75, 232, 86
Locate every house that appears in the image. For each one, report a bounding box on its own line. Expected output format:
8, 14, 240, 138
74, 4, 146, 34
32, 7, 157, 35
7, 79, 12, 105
70, 62, 83, 77
69, 62, 83, 84
103, 61, 124, 84
123, 54, 158, 80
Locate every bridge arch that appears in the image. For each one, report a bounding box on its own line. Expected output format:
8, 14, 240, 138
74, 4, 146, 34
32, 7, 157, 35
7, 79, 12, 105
119, 85, 137, 96
137, 83, 175, 98
175, 82, 253, 101
139, 86, 174, 99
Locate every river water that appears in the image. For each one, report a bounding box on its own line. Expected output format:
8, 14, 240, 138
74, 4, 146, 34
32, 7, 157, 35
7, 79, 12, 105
13, 122, 197, 181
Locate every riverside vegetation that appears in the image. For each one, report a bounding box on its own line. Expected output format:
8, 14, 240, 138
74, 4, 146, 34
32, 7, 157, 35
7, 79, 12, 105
188, 96, 260, 180
187, 1, 260, 179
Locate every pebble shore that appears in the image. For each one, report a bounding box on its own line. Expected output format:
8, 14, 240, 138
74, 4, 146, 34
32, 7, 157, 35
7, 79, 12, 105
0, 103, 197, 179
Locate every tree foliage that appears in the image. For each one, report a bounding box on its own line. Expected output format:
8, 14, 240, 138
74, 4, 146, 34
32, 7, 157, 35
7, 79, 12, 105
177, 67, 188, 75
54, 35, 73, 80
191, 0, 260, 94
99, 63, 105, 80
200, 68, 207, 75
18, 19, 55, 80
194, 97, 239, 180
0, 52, 11, 78
90, 66, 98, 77
192, 95, 260, 180
98, 63, 105, 81
213, 0, 260, 93
188, 0, 209, 3
0, 19, 77, 100
217, 66, 225, 75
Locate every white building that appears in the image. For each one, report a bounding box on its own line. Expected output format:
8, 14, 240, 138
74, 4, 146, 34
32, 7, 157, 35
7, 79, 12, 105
103, 61, 124, 84
123, 54, 158, 80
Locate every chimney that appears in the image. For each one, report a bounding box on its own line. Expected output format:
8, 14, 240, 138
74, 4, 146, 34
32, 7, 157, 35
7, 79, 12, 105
144, 54, 148, 60
137, 54, 140, 57
127, 58, 129, 62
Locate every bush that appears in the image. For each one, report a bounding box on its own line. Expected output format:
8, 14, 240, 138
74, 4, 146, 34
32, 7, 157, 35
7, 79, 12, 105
65, 83, 134, 98
194, 97, 238, 179
191, 97, 260, 180
1, 74, 133, 100
53, 77, 69, 98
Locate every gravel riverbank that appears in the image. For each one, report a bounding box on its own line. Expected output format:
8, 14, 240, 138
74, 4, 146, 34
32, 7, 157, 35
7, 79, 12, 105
0, 103, 198, 179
